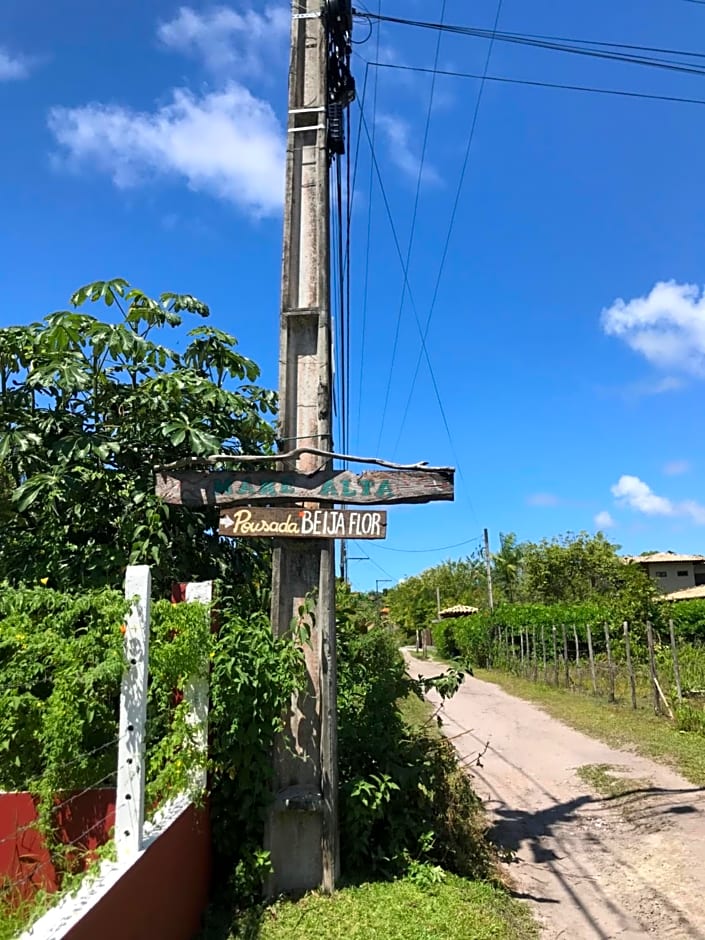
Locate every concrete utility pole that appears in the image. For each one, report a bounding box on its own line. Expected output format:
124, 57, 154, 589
265, 0, 353, 897
484, 527, 494, 611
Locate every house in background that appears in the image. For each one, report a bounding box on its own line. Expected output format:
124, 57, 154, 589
623, 552, 705, 600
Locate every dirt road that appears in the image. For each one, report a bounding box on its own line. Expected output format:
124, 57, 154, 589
405, 652, 705, 940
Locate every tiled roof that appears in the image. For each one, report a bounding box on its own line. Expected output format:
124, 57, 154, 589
439, 604, 479, 618
659, 585, 705, 602
623, 553, 705, 565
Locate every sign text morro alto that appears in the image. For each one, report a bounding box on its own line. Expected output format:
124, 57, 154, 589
155, 467, 454, 507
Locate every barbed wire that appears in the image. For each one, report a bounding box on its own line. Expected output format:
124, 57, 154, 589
3, 803, 126, 898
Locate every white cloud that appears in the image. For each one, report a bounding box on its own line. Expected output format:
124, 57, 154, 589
602, 281, 705, 376
611, 474, 705, 525
48, 84, 285, 217
376, 113, 440, 186
527, 492, 560, 508
157, 5, 289, 77
594, 510, 616, 529
0, 48, 32, 80
663, 460, 691, 476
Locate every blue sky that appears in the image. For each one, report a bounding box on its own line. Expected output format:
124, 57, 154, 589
3, 0, 705, 591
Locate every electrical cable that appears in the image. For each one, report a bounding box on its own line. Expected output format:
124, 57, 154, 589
335, 157, 346, 460
357, 98, 479, 527
375, 0, 448, 453
356, 11, 705, 79
354, 4, 381, 451
350, 540, 396, 580
392, 0, 503, 455
371, 535, 483, 553
345, 106, 353, 461
369, 60, 705, 107
330, 167, 340, 424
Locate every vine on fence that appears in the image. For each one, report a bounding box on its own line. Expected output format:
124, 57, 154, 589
0, 585, 213, 872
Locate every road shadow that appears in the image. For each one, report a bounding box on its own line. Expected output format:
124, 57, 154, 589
486, 786, 705, 940
488, 785, 704, 859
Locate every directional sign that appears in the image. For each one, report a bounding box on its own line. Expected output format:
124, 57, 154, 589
219, 507, 387, 539
156, 467, 454, 507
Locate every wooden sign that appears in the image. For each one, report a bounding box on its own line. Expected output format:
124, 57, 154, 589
219, 507, 387, 539
155, 467, 454, 507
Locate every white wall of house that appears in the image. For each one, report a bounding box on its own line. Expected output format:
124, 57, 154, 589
643, 561, 695, 594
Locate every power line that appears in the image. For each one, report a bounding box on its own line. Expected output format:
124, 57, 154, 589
370, 60, 705, 109
372, 535, 482, 553
354, 5, 381, 451
356, 10, 705, 80
375, 0, 448, 453
350, 540, 396, 580
392, 0, 503, 455
357, 100, 471, 503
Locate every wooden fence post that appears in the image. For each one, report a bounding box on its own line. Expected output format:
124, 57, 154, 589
604, 622, 616, 703
562, 623, 570, 688
623, 620, 637, 710
532, 625, 538, 681
519, 626, 525, 672
541, 623, 547, 681
669, 618, 683, 703
552, 625, 559, 686
586, 623, 597, 695
183, 581, 213, 792
573, 625, 580, 691
116, 565, 152, 862
646, 620, 661, 715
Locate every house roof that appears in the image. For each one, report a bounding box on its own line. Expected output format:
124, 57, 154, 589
658, 585, 705, 602
623, 552, 705, 565
439, 604, 479, 618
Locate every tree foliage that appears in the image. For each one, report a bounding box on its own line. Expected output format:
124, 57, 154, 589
520, 531, 625, 604
388, 531, 647, 635
0, 279, 277, 600
386, 556, 487, 633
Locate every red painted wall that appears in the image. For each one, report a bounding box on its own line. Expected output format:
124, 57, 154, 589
64, 804, 211, 940
0, 789, 115, 903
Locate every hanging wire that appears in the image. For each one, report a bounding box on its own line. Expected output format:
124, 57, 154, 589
357, 10, 705, 78
392, 0, 503, 454
369, 60, 705, 108
372, 535, 483, 553
356, 95, 479, 526
375, 0, 448, 453
354, 1, 381, 451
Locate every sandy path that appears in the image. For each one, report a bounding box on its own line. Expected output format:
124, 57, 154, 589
404, 652, 705, 940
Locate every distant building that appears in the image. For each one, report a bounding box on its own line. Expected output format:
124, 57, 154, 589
623, 552, 705, 600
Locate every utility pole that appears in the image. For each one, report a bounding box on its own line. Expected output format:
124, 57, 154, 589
339, 539, 348, 582
483, 527, 494, 611
436, 585, 441, 619
265, 0, 353, 897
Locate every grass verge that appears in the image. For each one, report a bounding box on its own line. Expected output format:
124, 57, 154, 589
228, 875, 538, 940
576, 763, 651, 800
476, 669, 705, 786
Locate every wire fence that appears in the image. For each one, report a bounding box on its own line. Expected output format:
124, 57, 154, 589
490, 619, 705, 730
0, 568, 212, 936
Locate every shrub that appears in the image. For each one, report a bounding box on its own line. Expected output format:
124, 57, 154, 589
336, 591, 493, 881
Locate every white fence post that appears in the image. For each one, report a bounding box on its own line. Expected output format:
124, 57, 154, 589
116, 565, 152, 862
183, 581, 213, 792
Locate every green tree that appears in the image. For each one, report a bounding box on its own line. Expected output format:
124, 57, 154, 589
521, 531, 623, 604
0, 278, 277, 600
386, 555, 487, 635
492, 532, 523, 603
